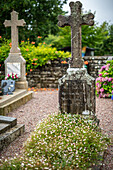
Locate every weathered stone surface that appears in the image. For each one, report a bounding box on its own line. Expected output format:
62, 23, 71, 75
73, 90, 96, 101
0, 115, 25, 151
0, 124, 25, 151
58, 1, 96, 116
0, 116, 17, 127
0, 89, 33, 115
59, 68, 95, 114
0, 123, 10, 134
58, 1, 94, 68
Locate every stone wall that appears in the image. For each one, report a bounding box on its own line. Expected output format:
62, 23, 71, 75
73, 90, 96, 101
0, 56, 112, 88
84, 56, 112, 78
26, 59, 68, 88
27, 56, 112, 88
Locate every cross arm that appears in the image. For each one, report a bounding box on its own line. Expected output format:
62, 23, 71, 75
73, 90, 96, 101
81, 13, 94, 26
57, 15, 70, 27
17, 19, 26, 26
4, 20, 12, 27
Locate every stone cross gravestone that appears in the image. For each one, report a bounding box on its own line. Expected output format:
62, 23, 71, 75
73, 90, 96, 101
4, 11, 28, 89
58, 1, 98, 120
58, 1, 94, 68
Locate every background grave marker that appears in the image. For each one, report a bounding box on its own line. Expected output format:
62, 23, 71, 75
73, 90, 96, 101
4, 11, 28, 89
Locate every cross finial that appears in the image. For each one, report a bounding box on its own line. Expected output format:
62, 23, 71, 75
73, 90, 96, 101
58, 1, 94, 68
4, 11, 26, 53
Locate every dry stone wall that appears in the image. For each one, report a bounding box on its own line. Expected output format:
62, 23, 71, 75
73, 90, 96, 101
0, 56, 112, 88
26, 59, 68, 88
26, 56, 111, 88
84, 56, 112, 78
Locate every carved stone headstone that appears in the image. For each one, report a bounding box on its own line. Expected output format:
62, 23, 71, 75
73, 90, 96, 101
58, 1, 97, 118
59, 68, 95, 115
1, 80, 15, 95
4, 11, 28, 89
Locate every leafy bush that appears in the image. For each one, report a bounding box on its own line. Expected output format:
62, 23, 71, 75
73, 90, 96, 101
0, 37, 10, 66
96, 60, 113, 98
0, 113, 110, 169
20, 41, 70, 71
43, 28, 71, 49
0, 39, 71, 72
42, 34, 62, 48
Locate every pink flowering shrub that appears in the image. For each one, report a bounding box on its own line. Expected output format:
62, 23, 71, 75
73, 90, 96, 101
96, 60, 113, 98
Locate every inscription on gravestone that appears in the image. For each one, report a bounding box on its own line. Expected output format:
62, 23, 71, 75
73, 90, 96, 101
58, 1, 94, 68
67, 80, 85, 114
59, 69, 95, 115
7, 63, 20, 77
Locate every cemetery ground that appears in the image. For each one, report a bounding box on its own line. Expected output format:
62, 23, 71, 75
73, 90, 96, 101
0, 88, 113, 169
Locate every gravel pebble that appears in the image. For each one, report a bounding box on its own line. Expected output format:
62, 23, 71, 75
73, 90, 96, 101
0, 90, 113, 169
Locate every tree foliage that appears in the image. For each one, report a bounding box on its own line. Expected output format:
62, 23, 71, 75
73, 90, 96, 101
43, 21, 112, 56
99, 24, 113, 56
0, 1, 113, 56
0, 0, 67, 42
43, 27, 71, 49
82, 22, 109, 49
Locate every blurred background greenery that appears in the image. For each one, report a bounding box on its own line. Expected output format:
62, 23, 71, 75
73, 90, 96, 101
0, 0, 113, 56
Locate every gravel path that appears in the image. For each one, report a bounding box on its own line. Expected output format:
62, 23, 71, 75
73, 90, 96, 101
0, 90, 113, 169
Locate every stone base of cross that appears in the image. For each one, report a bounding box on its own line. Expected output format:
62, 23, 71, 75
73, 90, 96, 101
5, 53, 28, 90
58, 67, 97, 117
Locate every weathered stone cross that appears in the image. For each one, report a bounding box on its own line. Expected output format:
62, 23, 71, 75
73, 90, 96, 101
4, 11, 26, 53
58, 1, 94, 68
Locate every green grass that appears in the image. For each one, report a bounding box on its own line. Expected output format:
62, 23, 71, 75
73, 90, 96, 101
0, 113, 110, 169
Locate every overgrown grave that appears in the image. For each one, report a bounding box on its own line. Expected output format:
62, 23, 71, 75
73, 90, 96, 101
58, 1, 107, 168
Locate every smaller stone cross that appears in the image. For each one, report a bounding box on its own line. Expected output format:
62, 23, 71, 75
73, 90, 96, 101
4, 11, 26, 53
58, 1, 94, 68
